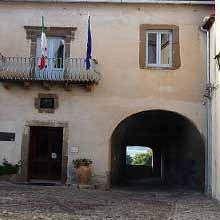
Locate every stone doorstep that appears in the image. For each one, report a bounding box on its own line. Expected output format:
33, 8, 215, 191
0, 175, 110, 191
0, 174, 17, 182
68, 183, 110, 191
67, 183, 96, 190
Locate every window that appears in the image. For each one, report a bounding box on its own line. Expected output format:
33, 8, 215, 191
146, 31, 172, 67
24, 26, 76, 77
36, 37, 65, 69
35, 94, 58, 113
35, 37, 65, 79
139, 24, 180, 69
0, 132, 15, 141
40, 98, 55, 109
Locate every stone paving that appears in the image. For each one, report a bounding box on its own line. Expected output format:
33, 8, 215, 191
0, 183, 220, 220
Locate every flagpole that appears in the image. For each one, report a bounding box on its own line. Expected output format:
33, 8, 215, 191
88, 12, 90, 26
41, 16, 44, 33
38, 16, 47, 70
85, 13, 92, 70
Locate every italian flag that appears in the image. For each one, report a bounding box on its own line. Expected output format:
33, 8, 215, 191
38, 16, 47, 70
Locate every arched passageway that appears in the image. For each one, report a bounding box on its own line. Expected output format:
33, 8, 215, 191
110, 110, 205, 190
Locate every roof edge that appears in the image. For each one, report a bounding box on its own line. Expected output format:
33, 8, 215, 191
0, 0, 215, 5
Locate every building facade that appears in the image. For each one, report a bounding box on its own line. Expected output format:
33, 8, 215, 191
0, 0, 214, 189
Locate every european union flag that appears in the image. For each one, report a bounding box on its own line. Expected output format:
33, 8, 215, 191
85, 16, 92, 70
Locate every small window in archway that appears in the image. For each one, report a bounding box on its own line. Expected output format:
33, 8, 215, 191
126, 146, 153, 166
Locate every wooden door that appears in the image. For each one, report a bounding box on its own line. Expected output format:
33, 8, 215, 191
29, 127, 63, 180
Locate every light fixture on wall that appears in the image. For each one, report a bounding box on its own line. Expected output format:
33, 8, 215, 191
215, 52, 220, 70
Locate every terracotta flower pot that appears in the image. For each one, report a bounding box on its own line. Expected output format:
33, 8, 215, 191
75, 165, 92, 185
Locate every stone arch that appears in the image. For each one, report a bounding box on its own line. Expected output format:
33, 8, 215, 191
110, 109, 205, 190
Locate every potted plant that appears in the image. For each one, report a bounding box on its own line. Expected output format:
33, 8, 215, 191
72, 158, 92, 185
0, 159, 21, 182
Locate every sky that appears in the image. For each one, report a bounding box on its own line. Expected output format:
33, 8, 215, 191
126, 146, 152, 158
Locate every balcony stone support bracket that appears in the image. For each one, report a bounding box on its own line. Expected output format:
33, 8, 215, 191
85, 84, 96, 92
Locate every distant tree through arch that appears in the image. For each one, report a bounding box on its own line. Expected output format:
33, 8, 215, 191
126, 146, 153, 166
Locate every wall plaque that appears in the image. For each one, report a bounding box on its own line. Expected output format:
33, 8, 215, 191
0, 132, 15, 141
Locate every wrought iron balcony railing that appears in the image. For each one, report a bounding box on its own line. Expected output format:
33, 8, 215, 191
0, 55, 101, 84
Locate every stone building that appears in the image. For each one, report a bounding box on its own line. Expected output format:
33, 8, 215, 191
0, 0, 214, 191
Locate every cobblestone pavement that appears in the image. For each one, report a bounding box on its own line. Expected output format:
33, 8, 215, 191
0, 183, 220, 220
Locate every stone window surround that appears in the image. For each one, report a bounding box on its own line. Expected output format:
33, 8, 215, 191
18, 121, 69, 184
35, 93, 58, 113
24, 26, 77, 59
139, 24, 181, 70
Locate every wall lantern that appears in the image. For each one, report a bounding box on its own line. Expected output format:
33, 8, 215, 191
215, 52, 220, 70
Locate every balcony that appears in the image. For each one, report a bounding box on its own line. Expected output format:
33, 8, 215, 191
0, 55, 101, 87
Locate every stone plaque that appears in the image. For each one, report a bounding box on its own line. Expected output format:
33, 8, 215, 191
0, 132, 15, 141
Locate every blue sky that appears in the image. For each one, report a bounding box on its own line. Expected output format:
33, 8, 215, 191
126, 146, 152, 158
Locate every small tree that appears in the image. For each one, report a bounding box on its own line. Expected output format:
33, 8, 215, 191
132, 151, 152, 166
126, 155, 133, 165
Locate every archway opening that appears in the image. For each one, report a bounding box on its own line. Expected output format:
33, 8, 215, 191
110, 110, 205, 190
125, 146, 153, 183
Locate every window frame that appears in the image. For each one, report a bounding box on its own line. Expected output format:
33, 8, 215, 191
139, 24, 180, 70
35, 93, 58, 113
24, 26, 77, 77
146, 30, 173, 68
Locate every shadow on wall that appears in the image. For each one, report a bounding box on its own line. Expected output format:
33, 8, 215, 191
110, 110, 205, 191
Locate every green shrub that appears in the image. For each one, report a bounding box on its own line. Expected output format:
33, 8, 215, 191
72, 158, 92, 168
0, 159, 20, 176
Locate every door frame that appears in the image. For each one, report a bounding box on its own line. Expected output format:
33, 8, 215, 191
19, 121, 69, 184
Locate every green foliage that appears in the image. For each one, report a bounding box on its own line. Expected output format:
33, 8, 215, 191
0, 159, 20, 176
132, 151, 152, 166
126, 155, 133, 165
72, 158, 92, 168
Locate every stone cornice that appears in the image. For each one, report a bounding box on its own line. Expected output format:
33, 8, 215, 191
0, 0, 215, 5
24, 26, 77, 41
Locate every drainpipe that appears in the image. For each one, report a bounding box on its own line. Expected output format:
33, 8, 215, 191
201, 24, 212, 196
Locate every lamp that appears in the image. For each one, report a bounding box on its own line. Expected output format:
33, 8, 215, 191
215, 52, 220, 70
